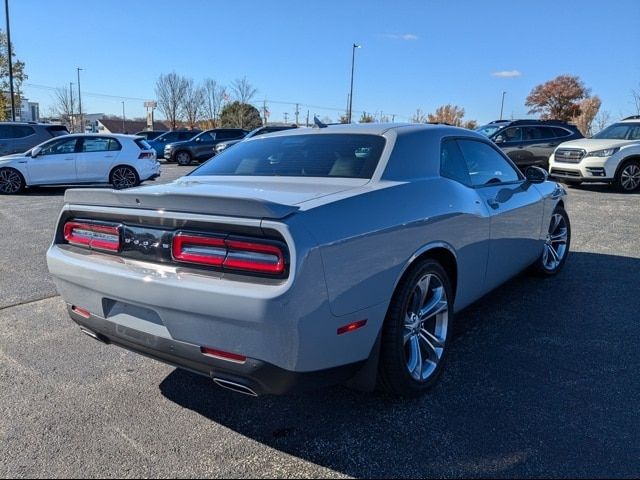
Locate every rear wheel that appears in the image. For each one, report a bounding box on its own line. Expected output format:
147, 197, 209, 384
110, 166, 139, 190
176, 151, 192, 166
532, 206, 571, 276
0, 168, 25, 194
615, 160, 640, 192
378, 259, 453, 396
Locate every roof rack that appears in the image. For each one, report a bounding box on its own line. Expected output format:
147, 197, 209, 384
622, 115, 640, 120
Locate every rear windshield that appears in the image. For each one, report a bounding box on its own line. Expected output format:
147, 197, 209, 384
135, 139, 152, 150
190, 133, 386, 179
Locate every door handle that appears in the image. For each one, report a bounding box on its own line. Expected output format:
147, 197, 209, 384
487, 198, 500, 209
104, 155, 114, 158
65, 158, 75, 161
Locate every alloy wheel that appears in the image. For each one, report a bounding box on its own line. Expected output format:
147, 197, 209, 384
403, 273, 449, 382
543, 213, 568, 271
0, 169, 23, 194
620, 163, 640, 191
177, 152, 191, 166
111, 167, 137, 189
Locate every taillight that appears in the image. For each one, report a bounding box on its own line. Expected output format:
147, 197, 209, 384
64, 221, 121, 252
138, 151, 154, 159
172, 232, 286, 275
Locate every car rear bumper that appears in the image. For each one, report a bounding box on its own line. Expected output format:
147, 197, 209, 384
67, 304, 366, 395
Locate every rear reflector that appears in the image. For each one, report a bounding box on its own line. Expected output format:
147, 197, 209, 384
172, 232, 286, 275
200, 346, 247, 364
337, 319, 368, 335
71, 305, 91, 319
64, 221, 121, 252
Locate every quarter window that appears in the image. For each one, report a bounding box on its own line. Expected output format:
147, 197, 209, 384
440, 139, 471, 185
457, 139, 521, 186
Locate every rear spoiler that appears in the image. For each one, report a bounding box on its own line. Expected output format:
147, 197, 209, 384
63, 188, 300, 219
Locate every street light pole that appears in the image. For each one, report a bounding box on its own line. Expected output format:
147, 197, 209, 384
499, 91, 507, 120
69, 82, 74, 132
77, 67, 83, 132
4, 0, 15, 121
121, 101, 125, 133
348, 43, 361, 123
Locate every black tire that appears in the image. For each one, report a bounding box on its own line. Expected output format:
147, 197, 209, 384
614, 159, 640, 193
532, 206, 571, 277
564, 180, 582, 187
175, 151, 192, 166
109, 166, 139, 190
0, 167, 25, 194
377, 259, 454, 396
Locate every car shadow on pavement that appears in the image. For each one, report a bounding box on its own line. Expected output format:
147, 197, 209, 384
159, 251, 640, 478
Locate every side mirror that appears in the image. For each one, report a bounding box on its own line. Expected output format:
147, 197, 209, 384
524, 166, 548, 184
31, 146, 42, 158
494, 135, 505, 144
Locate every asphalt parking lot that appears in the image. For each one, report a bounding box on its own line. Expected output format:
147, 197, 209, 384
1, 165, 639, 478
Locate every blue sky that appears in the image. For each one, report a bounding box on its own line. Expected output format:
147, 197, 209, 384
11, 0, 640, 125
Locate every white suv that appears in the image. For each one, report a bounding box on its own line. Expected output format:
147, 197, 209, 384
549, 116, 640, 192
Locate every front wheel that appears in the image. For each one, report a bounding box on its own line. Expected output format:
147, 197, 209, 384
378, 259, 454, 396
110, 166, 139, 190
532, 206, 571, 276
615, 160, 640, 192
176, 151, 192, 166
0, 168, 25, 194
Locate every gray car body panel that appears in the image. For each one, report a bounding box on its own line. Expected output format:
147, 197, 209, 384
47, 123, 566, 376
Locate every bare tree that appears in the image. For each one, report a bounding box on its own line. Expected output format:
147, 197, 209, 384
155, 72, 188, 129
52, 86, 76, 131
231, 77, 257, 104
632, 85, 640, 115
203, 79, 226, 128
594, 110, 611, 134
181, 79, 205, 128
411, 108, 428, 123
573, 96, 601, 136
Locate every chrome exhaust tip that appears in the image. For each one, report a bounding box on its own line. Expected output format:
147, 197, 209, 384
213, 378, 258, 397
79, 328, 110, 345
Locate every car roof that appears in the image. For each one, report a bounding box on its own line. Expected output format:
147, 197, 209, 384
61, 133, 141, 140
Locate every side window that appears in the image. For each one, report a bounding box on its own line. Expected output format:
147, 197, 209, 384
108, 139, 122, 151
82, 137, 113, 152
457, 139, 521, 186
552, 127, 571, 138
628, 126, 640, 140
523, 127, 542, 141
178, 132, 195, 140
440, 139, 471, 185
198, 132, 215, 142
0, 125, 14, 138
499, 127, 522, 142
14, 126, 35, 138
39, 138, 78, 156
539, 127, 556, 139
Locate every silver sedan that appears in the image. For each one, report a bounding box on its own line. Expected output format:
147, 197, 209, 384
47, 123, 570, 396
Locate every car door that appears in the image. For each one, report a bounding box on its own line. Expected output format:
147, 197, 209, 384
193, 132, 216, 159
27, 137, 80, 184
76, 137, 122, 182
494, 127, 524, 165
456, 138, 544, 292
13, 125, 37, 153
521, 126, 556, 168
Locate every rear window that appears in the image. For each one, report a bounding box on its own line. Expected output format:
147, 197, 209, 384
191, 133, 386, 179
47, 125, 70, 137
135, 139, 152, 150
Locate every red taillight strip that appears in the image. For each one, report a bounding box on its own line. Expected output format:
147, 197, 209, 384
172, 232, 286, 276
224, 239, 285, 274
71, 305, 92, 319
337, 319, 368, 335
64, 221, 121, 252
172, 233, 227, 266
200, 346, 247, 364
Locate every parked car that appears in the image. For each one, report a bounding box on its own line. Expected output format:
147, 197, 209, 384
0, 134, 160, 194
476, 119, 583, 170
165, 128, 248, 165
47, 123, 570, 397
549, 116, 640, 192
214, 124, 299, 154
0, 122, 69, 156
147, 129, 201, 158
134, 130, 166, 141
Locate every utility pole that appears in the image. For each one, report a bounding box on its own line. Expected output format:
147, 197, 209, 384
263, 100, 268, 125
294, 103, 299, 125
77, 68, 83, 132
499, 91, 506, 120
121, 101, 125, 133
69, 82, 74, 132
306, 110, 309, 127
5, 0, 15, 120
392, 114, 395, 123
283, 112, 289, 123
348, 43, 361, 123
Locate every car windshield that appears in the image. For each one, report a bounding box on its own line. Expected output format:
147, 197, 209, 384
190, 133, 386, 179
476, 125, 503, 137
592, 123, 640, 140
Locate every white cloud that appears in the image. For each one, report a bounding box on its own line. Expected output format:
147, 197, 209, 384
492, 70, 522, 78
384, 33, 419, 41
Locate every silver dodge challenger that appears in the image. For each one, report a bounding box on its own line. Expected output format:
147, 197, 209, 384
47, 123, 570, 396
